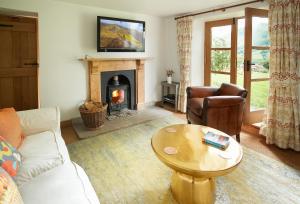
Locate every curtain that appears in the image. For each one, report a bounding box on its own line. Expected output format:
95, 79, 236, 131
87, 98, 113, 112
176, 17, 193, 113
260, 0, 300, 151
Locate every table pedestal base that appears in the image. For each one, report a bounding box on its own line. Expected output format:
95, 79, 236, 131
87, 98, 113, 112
170, 171, 215, 204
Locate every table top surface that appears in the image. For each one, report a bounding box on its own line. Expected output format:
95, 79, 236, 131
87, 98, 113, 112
151, 124, 243, 177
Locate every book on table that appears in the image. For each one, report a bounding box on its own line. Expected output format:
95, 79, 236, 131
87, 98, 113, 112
203, 131, 230, 150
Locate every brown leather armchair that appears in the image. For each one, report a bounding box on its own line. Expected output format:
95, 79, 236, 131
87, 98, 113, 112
186, 83, 247, 142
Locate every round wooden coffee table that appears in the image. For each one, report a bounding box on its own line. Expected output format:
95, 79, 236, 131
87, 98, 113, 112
151, 124, 243, 204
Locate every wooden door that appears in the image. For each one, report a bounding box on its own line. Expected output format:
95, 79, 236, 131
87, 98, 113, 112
244, 8, 269, 124
0, 15, 39, 111
204, 18, 237, 86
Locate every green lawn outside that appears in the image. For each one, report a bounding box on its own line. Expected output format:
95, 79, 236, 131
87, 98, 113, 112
211, 71, 269, 110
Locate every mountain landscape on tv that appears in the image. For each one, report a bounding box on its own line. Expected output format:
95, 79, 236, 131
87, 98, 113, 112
100, 20, 144, 51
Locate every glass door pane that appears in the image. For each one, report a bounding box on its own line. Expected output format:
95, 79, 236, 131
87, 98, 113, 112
211, 50, 231, 72
251, 81, 269, 110
211, 73, 230, 87
251, 49, 270, 80
210, 23, 233, 86
252, 17, 270, 47
237, 18, 245, 88
250, 16, 270, 111
211, 25, 231, 48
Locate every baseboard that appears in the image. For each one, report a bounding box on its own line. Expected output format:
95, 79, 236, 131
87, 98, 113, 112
242, 124, 260, 136
61, 120, 72, 128
143, 101, 157, 108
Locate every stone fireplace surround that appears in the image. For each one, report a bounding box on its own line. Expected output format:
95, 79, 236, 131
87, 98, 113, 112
80, 58, 146, 110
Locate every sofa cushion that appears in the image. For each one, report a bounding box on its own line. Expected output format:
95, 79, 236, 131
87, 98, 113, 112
19, 162, 100, 204
189, 98, 204, 116
15, 131, 69, 186
0, 108, 24, 148
17, 107, 60, 136
0, 167, 23, 204
0, 136, 22, 177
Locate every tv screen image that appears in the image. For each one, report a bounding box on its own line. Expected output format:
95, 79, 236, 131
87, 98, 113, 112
97, 17, 145, 52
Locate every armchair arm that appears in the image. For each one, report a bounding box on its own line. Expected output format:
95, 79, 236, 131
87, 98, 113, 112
17, 107, 60, 136
203, 96, 245, 108
186, 86, 218, 99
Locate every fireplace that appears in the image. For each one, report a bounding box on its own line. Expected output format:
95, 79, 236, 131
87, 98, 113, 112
81, 58, 145, 110
101, 70, 136, 114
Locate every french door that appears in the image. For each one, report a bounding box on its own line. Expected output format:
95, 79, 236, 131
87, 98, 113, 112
244, 8, 269, 124
204, 8, 269, 125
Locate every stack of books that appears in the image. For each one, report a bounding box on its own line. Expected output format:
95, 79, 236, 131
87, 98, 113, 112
203, 131, 230, 150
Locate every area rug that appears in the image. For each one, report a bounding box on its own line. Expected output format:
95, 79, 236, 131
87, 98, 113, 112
67, 116, 300, 204
72, 107, 172, 139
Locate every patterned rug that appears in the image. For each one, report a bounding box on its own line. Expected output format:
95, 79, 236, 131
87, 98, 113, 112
67, 116, 300, 204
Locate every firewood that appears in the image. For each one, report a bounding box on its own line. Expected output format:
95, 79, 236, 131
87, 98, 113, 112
80, 101, 107, 112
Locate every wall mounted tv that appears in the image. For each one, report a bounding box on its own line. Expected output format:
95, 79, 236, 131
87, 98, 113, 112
97, 16, 145, 52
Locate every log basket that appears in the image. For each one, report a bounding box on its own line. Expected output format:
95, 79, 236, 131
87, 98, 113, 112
79, 102, 107, 130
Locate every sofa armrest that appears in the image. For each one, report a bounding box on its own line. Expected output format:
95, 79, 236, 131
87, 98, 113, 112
186, 87, 218, 99
17, 107, 60, 136
203, 96, 244, 108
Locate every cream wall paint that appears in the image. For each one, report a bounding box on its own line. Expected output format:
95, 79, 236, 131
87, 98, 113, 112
162, 2, 268, 87
0, 0, 165, 121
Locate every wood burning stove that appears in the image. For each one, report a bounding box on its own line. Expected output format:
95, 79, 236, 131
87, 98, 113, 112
107, 75, 130, 115
101, 70, 136, 115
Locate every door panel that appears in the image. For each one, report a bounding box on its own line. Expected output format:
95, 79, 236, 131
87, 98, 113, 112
205, 18, 237, 86
0, 15, 39, 111
244, 8, 269, 124
0, 30, 13, 68
204, 8, 269, 125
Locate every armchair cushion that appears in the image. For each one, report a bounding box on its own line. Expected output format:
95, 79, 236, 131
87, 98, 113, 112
217, 83, 247, 98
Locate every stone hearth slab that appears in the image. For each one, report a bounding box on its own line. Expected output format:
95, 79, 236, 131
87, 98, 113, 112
72, 107, 172, 139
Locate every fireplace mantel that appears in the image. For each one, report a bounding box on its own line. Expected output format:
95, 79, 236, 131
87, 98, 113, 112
80, 57, 148, 110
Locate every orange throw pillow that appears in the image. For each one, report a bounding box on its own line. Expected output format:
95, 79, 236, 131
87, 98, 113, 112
0, 108, 23, 149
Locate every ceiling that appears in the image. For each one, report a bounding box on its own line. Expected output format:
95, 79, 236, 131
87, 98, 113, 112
54, 0, 253, 17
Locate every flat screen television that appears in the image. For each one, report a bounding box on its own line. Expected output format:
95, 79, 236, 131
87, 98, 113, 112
97, 16, 145, 52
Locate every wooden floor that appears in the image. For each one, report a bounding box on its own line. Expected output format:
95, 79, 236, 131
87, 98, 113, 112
62, 108, 300, 171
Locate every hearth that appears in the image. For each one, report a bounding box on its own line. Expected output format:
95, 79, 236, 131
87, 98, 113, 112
101, 70, 136, 115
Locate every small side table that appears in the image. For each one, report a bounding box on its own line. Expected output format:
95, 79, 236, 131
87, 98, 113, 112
161, 81, 180, 112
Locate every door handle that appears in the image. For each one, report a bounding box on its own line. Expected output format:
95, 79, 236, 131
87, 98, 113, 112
244, 60, 255, 72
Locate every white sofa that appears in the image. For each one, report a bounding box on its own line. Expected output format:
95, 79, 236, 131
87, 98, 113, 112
15, 107, 100, 204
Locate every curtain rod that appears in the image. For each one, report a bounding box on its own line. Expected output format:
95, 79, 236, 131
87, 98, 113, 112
174, 0, 264, 20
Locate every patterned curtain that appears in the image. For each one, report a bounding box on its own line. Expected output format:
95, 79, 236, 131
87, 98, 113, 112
260, 0, 300, 151
176, 17, 193, 113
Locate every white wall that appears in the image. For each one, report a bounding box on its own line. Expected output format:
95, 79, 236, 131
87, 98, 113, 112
162, 2, 268, 87
0, 0, 165, 120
